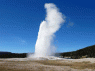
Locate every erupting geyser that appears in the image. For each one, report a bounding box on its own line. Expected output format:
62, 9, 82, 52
28, 3, 65, 58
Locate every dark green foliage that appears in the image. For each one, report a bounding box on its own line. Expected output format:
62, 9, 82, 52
0, 52, 11, 55
60, 45, 95, 59
0, 45, 95, 59
0, 53, 27, 58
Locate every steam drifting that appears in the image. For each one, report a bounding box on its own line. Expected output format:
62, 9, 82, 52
31, 3, 65, 58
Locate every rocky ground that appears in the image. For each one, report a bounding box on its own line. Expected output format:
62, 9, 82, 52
0, 58, 95, 71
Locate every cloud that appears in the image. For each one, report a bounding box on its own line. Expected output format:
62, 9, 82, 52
67, 22, 74, 28
20, 40, 26, 44
21, 40, 26, 43
13, 37, 26, 45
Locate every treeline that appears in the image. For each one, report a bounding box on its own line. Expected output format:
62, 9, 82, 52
0, 52, 27, 58
60, 45, 95, 59
0, 45, 95, 59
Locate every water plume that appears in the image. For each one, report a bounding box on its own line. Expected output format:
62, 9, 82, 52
31, 3, 65, 58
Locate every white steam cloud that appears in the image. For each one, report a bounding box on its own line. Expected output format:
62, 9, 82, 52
31, 3, 65, 57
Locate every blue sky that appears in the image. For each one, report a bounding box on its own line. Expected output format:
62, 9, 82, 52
0, 0, 95, 53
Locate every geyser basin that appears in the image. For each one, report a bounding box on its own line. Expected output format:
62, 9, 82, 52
28, 56, 65, 60
28, 3, 65, 58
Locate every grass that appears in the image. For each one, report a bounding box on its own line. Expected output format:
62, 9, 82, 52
35, 60, 95, 69
0, 60, 56, 71
0, 60, 95, 71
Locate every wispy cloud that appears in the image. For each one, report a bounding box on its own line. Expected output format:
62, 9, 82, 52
66, 18, 74, 28
13, 37, 27, 45
67, 22, 74, 28
20, 40, 26, 45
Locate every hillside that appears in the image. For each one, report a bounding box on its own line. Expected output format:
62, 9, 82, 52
0, 45, 95, 59
60, 45, 95, 59
0, 52, 11, 55
0, 52, 27, 58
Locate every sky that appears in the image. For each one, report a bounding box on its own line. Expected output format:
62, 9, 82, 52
0, 0, 95, 53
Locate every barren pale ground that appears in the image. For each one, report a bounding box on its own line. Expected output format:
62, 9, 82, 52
0, 58, 95, 71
